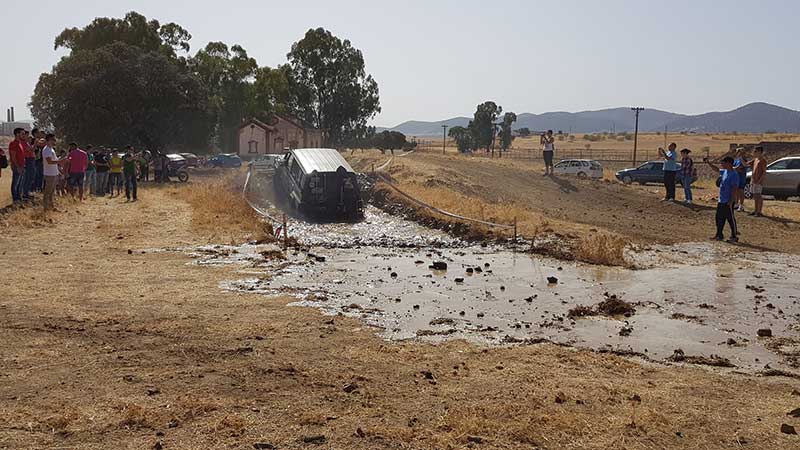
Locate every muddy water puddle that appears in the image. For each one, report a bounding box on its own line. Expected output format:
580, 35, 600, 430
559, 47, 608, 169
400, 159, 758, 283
196, 241, 800, 374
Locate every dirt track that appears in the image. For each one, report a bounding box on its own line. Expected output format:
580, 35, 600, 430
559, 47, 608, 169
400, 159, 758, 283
348, 152, 800, 254
2, 180, 800, 449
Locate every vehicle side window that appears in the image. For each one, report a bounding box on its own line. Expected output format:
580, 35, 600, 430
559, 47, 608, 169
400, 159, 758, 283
787, 159, 800, 170
769, 160, 790, 170
569, 161, 581, 167
580, 161, 589, 167
554, 161, 567, 168
653, 163, 663, 171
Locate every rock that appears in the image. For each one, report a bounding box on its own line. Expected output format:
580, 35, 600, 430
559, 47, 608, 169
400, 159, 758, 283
788, 407, 800, 418
413, 305, 420, 310
547, 276, 558, 284
476, 312, 485, 318
421, 370, 434, 380
474, 267, 483, 273
315, 256, 326, 262
167, 419, 179, 428
153, 442, 163, 450
302, 435, 326, 444
793, 389, 800, 396
484, 263, 490, 267
757, 328, 773, 338
554, 391, 567, 404
390, 272, 398, 278
430, 262, 448, 270
127, 249, 133, 255
726, 338, 737, 346
342, 383, 358, 393
466, 268, 474, 274
619, 325, 633, 337
454, 277, 465, 283
253, 443, 276, 450
500, 286, 505, 291
780, 424, 797, 435
355, 427, 366, 438
146, 387, 160, 396
467, 435, 483, 444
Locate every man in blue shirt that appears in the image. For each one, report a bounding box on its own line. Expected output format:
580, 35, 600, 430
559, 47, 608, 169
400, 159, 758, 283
658, 142, 680, 202
705, 156, 739, 242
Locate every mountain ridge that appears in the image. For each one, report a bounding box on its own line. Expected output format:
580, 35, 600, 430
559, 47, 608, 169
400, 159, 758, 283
377, 102, 800, 136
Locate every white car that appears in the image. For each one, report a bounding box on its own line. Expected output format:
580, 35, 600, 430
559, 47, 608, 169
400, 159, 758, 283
553, 159, 604, 179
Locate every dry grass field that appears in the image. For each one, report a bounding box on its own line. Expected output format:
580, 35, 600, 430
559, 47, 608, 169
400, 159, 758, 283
2, 176, 800, 449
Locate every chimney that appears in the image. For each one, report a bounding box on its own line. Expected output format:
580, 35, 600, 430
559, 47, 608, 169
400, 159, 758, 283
10, 107, 14, 122
5, 108, 9, 122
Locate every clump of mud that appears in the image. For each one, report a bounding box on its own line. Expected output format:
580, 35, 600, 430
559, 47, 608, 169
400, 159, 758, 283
567, 293, 636, 319
667, 349, 735, 368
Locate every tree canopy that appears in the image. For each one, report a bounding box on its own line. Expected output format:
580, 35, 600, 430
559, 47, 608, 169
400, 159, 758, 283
30, 13, 380, 153
500, 112, 517, 151
287, 28, 381, 147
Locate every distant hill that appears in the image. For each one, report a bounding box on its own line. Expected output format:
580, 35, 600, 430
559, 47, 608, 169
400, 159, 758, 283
379, 102, 800, 136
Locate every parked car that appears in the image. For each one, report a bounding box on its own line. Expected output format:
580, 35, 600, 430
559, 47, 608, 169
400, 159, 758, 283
615, 161, 694, 185
207, 153, 242, 168
553, 159, 603, 179
744, 156, 800, 200
249, 154, 282, 174
179, 152, 199, 167
273, 148, 363, 219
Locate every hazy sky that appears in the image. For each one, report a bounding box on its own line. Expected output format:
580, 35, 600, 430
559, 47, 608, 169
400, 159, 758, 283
3, 0, 799, 127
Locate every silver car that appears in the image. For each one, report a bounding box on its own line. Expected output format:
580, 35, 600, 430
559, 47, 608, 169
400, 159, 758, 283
745, 156, 800, 200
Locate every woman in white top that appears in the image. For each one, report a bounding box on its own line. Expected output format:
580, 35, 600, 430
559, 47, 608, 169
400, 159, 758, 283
541, 130, 556, 176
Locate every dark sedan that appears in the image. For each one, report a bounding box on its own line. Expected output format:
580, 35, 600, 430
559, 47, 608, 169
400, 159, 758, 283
207, 153, 242, 168
616, 161, 694, 185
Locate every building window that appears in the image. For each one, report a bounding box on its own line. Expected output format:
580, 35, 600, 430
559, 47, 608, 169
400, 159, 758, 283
248, 140, 259, 153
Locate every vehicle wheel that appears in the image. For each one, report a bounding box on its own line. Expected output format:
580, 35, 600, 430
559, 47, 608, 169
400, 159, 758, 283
177, 171, 189, 183
622, 175, 633, 185
743, 184, 752, 199
577, 172, 587, 179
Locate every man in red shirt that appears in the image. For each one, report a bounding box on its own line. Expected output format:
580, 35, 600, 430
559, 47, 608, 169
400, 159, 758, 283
67, 142, 89, 200
8, 128, 29, 204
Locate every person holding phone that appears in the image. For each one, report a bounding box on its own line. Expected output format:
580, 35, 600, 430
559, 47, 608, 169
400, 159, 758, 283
541, 130, 555, 176
658, 143, 680, 202
704, 155, 739, 242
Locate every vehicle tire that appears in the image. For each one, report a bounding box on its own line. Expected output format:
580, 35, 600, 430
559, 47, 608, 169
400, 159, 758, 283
177, 170, 189, 183
622, 175, 633, 185
743, 183, 752, 199
577, 171, 587, 179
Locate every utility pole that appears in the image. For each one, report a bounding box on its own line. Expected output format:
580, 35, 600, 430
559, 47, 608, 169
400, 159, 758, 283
664, 125, 668, 148
441, 124, 448, 155
631, 107, 644, 165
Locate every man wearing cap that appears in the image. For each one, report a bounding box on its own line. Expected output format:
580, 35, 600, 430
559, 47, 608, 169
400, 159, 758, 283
658, 142, 680, 202
705, 156, 739, 242
679, 148, 694, 204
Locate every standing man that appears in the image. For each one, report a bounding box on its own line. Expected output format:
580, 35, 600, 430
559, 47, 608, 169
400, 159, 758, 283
541, 130, 555, 176
67, 143, 88, 201
658, 143, 680, 202
705, 156, 739, 243
84, 145, 96, 195
22, 130, 36, 201
749, 146, 767, 217
122, 146, 139, 202
94, 148, 109, 196
41, 134, 63, 211
732, 147, 749, 212
32, 128, 45, 192
108, 150, 124, 197
679, 148, 694, 204
8, 128, 28, 204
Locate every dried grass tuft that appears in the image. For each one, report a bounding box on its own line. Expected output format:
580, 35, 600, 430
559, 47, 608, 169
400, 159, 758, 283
181, 172, 273, 242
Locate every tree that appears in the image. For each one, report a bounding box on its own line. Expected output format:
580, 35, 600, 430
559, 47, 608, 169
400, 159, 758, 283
516, 127, 531, 137
448, 126, 473, 153
500, 112, 517, 151
470, 101, 502, 151
374, 130, 408, 154
287, 28, 380, 146
31, 16, 211, 152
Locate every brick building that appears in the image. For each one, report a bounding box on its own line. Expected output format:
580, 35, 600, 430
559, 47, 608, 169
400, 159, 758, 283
237, 115, 323, 159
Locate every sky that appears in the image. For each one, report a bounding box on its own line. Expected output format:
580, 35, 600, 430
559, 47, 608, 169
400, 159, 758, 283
3, 0, 800, 127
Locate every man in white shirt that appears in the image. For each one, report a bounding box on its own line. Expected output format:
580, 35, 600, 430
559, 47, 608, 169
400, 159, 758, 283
41, 133, 63, 211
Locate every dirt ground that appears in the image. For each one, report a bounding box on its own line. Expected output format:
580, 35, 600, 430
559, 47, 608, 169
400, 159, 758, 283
348, 151, 800, 255
2, 179, 800, 449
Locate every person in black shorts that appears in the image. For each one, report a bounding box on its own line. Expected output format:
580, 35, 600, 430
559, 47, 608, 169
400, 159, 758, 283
541, 130, 555, 176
